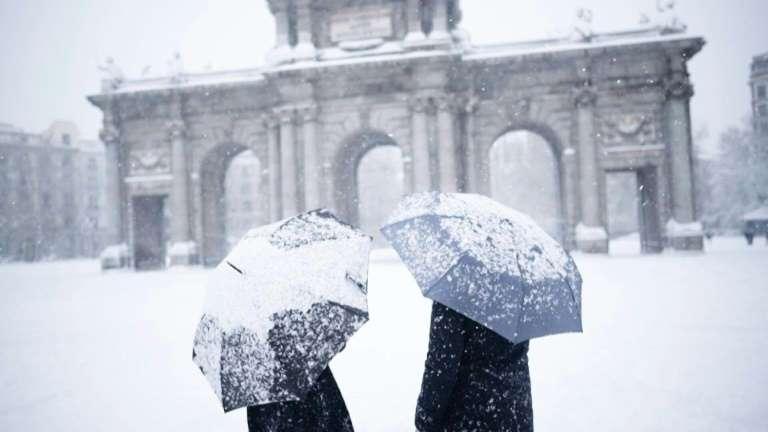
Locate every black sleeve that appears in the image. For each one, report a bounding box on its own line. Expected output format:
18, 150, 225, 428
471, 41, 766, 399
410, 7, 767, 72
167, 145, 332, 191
415, 302, 466, 432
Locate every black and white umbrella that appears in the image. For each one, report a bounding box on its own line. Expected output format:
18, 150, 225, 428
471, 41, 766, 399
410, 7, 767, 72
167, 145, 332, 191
381, 192, 582, 344
192, 209, 372, 412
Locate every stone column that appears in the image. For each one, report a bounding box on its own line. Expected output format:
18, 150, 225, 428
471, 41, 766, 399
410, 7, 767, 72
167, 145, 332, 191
463, 97, 479, 193
573, 85, 608, 253
323, 161, 335, 212
279, 108, 299, 218
404, 0, 426, 44
561, 146, 579, 251
267, 1, 293, 64
431, 0, 452, 41
294, 0, 316, 60
436, 96, 458, 192
301, 105, 321, 210
409, 95, 431, 192
664, 59, 703, 250
99, 119, 125, 250
167, 113, 198, 266
264, 114, 282, 221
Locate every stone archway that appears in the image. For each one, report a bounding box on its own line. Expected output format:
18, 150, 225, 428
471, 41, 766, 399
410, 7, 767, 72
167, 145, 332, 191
334, 130, 403, 228
487, 128, 565, 242
199, 142, 250, 266
357, 145, 405, 245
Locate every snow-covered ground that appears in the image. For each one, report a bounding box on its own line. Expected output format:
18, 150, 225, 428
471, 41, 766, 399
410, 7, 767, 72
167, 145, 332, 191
0, 236, 766, 431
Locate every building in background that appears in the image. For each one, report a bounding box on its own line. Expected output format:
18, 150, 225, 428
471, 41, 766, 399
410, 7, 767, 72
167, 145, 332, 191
751, 52, 768, 135
0, 121, 106, 261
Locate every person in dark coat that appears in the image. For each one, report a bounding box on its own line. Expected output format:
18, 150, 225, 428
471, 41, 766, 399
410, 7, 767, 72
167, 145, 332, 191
247, 367, 354, 432
415, 302, 533, 432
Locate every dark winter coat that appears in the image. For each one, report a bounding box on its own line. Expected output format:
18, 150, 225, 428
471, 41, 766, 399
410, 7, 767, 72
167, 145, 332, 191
247, 367, 354, 432
416, 302, 533, 432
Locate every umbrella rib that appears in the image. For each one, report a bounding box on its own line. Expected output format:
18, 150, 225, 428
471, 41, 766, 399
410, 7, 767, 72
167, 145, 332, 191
381, 214, 467, 232
326, 301, 369, 320
226, 261, 244, 276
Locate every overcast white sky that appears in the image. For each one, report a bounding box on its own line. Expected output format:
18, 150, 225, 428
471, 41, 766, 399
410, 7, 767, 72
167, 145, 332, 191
1, 0, 766, 152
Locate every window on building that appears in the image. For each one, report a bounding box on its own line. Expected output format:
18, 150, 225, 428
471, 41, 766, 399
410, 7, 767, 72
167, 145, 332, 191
62, 134, 71, 146
88, 157, 97, 169
758, 104, 767, 117
758, 84, 767, 100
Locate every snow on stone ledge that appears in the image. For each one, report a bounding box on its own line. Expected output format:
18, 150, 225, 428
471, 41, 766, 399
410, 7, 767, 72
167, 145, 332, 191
168, 241, 198, 257
666, 219, 704, 238
100, 243, 129, 261
576, 223, 608, 242
742, 206, 768, 221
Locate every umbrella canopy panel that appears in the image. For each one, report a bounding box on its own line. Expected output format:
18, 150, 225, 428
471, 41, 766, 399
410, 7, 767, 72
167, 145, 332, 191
382, 192, 582, 343
193, 210, 372, 412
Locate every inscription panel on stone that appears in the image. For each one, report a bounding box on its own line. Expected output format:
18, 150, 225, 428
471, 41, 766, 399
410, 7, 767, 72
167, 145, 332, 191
331, 6, 392, 42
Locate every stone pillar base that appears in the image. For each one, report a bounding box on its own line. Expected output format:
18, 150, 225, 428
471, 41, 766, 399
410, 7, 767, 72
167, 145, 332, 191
404, 32, 427, 45
666, 219, 704, 251
100, 244, 131, 270
429, 30, 452, 42
292, 43, 317, 61
404, 33, 451, 49
167, 241, 200, 267
667, 235, 704, 251
265, 46, 294, 65
576, 223, 609, 254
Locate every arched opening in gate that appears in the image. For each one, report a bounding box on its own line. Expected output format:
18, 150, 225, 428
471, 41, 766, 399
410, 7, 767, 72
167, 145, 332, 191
335, 131, 404, 243
200, 144, 266, 266
489, 129, 564, 242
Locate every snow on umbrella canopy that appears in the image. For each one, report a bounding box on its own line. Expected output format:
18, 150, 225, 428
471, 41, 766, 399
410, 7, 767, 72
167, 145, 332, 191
380, 192, 582, 343
192, 209, 372, 412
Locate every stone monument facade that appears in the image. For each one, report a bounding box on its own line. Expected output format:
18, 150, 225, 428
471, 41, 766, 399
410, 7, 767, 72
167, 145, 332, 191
88, 0, 705, 268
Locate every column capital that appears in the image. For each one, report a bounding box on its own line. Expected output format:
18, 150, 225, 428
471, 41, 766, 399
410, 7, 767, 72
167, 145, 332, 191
297, 104, 319, 123
266, 0, 289, 13
166, 118, 186, 139
261, 112, 279, 128
435, 94, 461, 112
572, 84, 597, 108
99, 125, 120, 145
464, 96, 480, 113
664, 73, 694, 100
276, 107, 296, 124
408, 95, 429, 113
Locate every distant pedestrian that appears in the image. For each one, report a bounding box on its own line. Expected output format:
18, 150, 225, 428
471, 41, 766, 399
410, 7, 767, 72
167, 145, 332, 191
415, 302, 533, 432
247, 367, 354, 432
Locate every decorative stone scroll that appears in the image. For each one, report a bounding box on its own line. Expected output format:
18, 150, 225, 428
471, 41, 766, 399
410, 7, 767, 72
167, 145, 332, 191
128, 148, 171, 176
572, 85, 598, 108
599, 112, 659, 147
664, 74, 694, 100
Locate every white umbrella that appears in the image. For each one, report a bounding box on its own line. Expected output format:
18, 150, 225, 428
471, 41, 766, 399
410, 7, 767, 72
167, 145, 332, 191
192, 209, 372, 412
